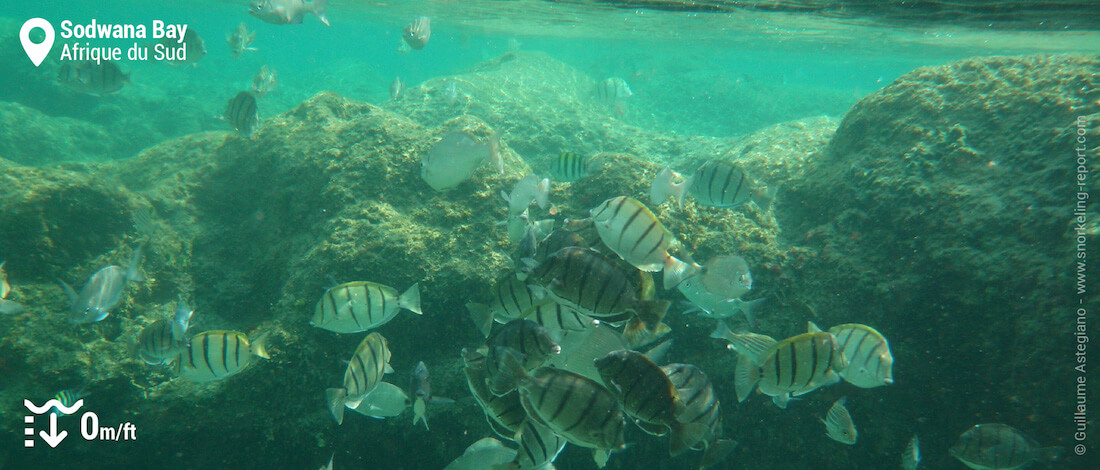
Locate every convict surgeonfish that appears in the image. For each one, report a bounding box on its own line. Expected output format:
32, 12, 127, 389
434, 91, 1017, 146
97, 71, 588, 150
594, 78, 632, 104
251, 65, 278, 97
327, 332, 394, 425
501, 352, 626, 466
136, 298, 195, 365
249, 0, 330, 26
661, 363, 736, 467
462, 348, 527, 438
733, 331, 846, 408
421, 131, 503, 191
509, 419, 567, 469
651, 160, 776, 211
822, 397, 857, 445
821, 322, 894, 388
502, 174, 550, 218
901, 434, 921, 470
174, 330, 270, 382
62, 245, 144, 324
548, 151, 592, 182
57, 60, 130, 95
224, 91, 260, 137
487, 319, 561, 373
311, 281, 421, 333
525, 299, 598, 333
710, 321, 777, 363
227, 22, 257, 60
950, 424, 1062, 470
402, 16, 431, 50
350, 381, 409, 419
466, 273, 536, 337
595, 350, 685, 439
527, 247, 670, 344
589, 196, 699, 288
679, 255, 765, 326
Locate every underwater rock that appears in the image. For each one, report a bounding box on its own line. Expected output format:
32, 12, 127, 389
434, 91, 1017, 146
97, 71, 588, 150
0, 101, 123, 165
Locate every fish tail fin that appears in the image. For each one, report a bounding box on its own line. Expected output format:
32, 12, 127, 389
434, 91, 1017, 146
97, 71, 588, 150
661, 256, 699, 289
668, 421, 693, 457
709, 319, 734, 343
400, 283, 422, 315
699, 439, 738, 469
125, 243, 145, 283
806, 320, 823, 333
631, 299, 670, 333
250, 332, 271, 360
534, 178, 550, 209
753, 183, 778, 212
465, 302, 493, 338
772, 393, 794, 409
58, 280, 78, 303
312, 0, 330, 26
623, 318, 670, 348
490, 131, 504, 174
737, 297, 766, 329
733, 354, 758, 403
650, 166, 687, 208
325, 388, 347, 425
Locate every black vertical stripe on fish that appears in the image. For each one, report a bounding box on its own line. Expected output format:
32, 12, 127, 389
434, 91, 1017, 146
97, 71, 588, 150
375, 284, 385, 325
202, 334, 215, 376
221, 333, 229, 377
562, 389, 599, 432
548, 374, 575, 422
618, 205, 647, 248
788, 342, 798, 388
805, 337, 818, 389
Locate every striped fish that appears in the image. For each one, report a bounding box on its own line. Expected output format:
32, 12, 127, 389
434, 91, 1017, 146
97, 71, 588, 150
950, 424, 1062, 470
462, 348, 527, 439
57, 60, 130, 95
528, 247, 670, 341
466, 273, 535, 337
594, 77, 632, 104
135, 299, 195, 365
733, 332, 846, 408
829, 323, 894, 388
651, 161, 775, 211
662, 364, 736, 467
595, 350, 684, 428
487, 319, 561, 372
524, 300, 597, 332
224, 91, 259, 137
822, 397, 857, 445
311, 281, 421, 334
710, 320, 777, 365
174, 330, 270, 383
590, 196, 698, 287
902, 434, 921, 470
504, 353, 625, 458
548, 152, 590, 182
326, 332, 394, 425
48, 388, 89, 417
513, 419, 567, 469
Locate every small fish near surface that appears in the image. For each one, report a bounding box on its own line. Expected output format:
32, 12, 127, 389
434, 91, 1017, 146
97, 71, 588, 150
327, 332, 394, 425
421, 130, 503, 191
135, 297, 195, 365
251, 65, 278, 97
249, 0, 330, 26
174, 330, 270, 382
733, 331, 847, 408
950, 424, 1062, 470
409, 361, 455, 430
651, 160, 776, 211
589, 196, 699, 288
224, 91, 260, 137
311, 281, 421, 334
227, 22, 257, 60
402, 16, 431, 50
61, 245, 144, 324
822, 397, 858, 445
57, 60, 130, 95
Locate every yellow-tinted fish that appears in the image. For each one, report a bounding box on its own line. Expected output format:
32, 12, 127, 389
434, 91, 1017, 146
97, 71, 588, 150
829, 323, 894, 388
822, 396, 857, 445
590, 196, 698, 287
311, 281, 421, 334
174, 330, 269, 382
733, 332, 846, 408
327, 332, 393, 425
224, 91, 259, 137
136, 299, 194, 365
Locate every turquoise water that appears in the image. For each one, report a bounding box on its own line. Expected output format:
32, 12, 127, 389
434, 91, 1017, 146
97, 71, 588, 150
1, 1, 1098, 469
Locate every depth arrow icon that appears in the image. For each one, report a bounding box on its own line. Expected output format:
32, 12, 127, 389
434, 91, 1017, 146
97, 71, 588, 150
39, 413, 67, 448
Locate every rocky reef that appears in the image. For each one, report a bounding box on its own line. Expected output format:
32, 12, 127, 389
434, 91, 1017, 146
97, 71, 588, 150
0, 51, 1096, 469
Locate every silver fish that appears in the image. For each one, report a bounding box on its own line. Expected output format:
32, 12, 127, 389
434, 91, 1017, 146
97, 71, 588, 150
62, 246, 143, 324
651, 161, 775, 211
311, 281, 421, 333
950, 424, 1062, 470
679, 254, 763, 326
589, 196, 699, 287
390, 77, 403, 101
410, 361, 437, 429
709, 321, 777, 365
594, 77, 632, 104
733, 332, 846, 408
444, 438, 516, 470
57, 60, 130, 95
249, 0, 329, 26
487, 319, 561, 373
822, 397, 857, 445
224, 91, 259, 137
548, 151, 591, 182
227, 22, 257, 60
136, 298, 194, 365
402, 16, 431, 50
421, 131, 502, 191
902, 434, 921, 470
525, 299, 597, 332
326, 332, 394, 425
47, 388, 89, 417
174, 330, 269, 382
251, 65, 278, 97
501, 174, 550, 218
828, 323, 894, 388
351, 381, 409, 419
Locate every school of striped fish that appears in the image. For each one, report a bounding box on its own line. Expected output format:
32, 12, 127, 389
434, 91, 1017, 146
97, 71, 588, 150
0, 6, 1060, 470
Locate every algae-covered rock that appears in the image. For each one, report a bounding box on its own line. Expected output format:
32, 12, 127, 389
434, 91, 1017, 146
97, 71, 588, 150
0, 101, 124, 164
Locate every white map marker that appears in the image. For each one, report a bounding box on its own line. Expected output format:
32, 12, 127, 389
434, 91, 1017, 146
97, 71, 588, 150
20, 18, 55, 67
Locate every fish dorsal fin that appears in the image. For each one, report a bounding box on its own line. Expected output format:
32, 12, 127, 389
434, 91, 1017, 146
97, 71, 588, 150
807, 321, 823, 333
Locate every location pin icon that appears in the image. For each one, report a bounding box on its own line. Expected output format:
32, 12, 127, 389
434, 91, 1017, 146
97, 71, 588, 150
20, 18, 55, 67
